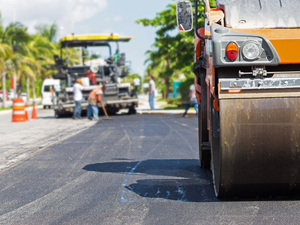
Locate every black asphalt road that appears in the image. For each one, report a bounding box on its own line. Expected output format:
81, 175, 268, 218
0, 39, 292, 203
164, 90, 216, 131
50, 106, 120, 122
0, 115, 300, 225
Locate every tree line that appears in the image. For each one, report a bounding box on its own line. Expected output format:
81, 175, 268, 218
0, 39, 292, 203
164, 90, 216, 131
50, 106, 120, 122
0, 17, 59, 108
137, 0, 216, 99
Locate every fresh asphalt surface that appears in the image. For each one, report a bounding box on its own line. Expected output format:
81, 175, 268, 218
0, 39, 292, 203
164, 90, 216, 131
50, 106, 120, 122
0, 114, 300, 224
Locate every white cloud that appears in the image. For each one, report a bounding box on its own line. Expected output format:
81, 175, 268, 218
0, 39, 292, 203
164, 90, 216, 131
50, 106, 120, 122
113, 15, 123, 22
0, 0, 108, 35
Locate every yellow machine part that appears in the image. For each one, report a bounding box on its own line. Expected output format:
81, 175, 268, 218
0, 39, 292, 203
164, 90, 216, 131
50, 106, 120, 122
59, 34, 133, 43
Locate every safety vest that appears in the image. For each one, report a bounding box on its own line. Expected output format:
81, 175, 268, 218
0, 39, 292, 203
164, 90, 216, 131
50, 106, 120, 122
89, 87, 102, 99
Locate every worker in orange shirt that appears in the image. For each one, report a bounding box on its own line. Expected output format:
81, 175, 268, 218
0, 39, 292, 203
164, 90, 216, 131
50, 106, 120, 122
87, 86, 103, 121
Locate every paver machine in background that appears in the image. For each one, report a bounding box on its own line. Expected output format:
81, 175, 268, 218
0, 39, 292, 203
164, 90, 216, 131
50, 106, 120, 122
177, 0, 300, 198
52, 34, 138, 117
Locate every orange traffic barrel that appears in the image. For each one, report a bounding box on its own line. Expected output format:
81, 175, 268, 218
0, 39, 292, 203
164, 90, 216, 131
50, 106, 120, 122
12, 98, 26, 122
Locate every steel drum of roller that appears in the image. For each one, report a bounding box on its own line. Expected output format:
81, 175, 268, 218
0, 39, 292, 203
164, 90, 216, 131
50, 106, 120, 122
211, 79, 300, 198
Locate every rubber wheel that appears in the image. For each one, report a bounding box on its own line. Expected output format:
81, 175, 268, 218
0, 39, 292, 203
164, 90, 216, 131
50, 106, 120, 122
198, 103, 210, 169
54, 110, 61, 118
128, 107, 137, 114
209, 94, 223, 198
197, 65, 210, 169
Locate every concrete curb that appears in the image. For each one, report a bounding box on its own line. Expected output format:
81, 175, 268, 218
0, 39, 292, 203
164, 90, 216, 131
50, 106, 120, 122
0, 105, 43, 116
1, 106, 196, 116
137, 109, 196, 116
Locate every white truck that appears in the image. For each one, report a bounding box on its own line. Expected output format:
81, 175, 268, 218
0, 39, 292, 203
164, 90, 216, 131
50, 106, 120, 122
41, 79, 61, 109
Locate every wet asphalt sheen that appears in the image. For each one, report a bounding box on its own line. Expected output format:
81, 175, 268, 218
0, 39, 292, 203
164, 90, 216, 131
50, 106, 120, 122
0, 115, 300, 225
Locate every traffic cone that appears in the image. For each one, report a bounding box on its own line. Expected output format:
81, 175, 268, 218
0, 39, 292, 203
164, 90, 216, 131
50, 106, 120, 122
31, 104, 38, 119
25, 105, 29, 121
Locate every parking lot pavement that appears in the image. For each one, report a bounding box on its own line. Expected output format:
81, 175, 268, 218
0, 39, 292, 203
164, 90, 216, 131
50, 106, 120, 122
0, 108, 97, 171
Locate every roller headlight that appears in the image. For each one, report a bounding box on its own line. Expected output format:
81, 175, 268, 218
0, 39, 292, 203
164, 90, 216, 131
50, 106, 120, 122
242, 42, 260, 60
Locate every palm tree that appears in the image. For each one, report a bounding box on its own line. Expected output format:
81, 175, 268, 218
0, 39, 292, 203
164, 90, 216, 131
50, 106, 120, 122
2, 22, 31, 100
0, 15, 14, 108
27, 34, 58, 103
0, 43, 13, 108
0, 18, 63, 106
20, 56, 40, 105
35, 23, 58, 42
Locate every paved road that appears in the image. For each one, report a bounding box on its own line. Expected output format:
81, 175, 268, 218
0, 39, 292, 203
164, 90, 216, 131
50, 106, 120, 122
0, 108, 97, 171
0, 114, 300, 224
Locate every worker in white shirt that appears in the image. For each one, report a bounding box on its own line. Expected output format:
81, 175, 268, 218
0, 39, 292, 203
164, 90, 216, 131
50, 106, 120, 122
73, 78, 84, 119
183, 83, 198, 117
148, 75, 156, 110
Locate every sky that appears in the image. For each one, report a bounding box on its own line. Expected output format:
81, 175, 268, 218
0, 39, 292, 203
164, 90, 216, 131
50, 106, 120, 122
0, 0, 175, 77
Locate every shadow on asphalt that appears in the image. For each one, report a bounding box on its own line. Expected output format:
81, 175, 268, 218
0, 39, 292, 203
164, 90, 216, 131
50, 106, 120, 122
37, 110, 137, 120
83, 159, 217, 202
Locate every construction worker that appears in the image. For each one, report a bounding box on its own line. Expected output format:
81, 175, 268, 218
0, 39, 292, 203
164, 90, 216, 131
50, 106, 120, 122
73, 78, 84, 119
113, 50, 120, 64
87, 86, 103, 121
182, 83, 198, 117
148, 75, 156, 110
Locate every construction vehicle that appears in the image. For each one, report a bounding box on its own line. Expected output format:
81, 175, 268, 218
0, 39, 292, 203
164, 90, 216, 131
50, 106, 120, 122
177, 0, 300, 198
52, 34, 138, 117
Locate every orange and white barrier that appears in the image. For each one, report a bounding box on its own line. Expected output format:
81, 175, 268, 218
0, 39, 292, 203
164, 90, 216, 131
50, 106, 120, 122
12, 98, 26, 122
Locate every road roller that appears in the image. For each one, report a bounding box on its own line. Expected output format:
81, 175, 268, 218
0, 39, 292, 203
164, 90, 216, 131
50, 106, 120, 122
177, 0, 300, 198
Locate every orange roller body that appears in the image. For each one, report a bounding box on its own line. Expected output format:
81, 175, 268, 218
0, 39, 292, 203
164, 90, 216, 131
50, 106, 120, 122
177, 0, 300, 198
230, 28, 300, 64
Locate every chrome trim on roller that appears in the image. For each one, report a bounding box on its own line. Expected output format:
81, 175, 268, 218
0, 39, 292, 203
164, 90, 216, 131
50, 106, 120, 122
220, 78, 300, 90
